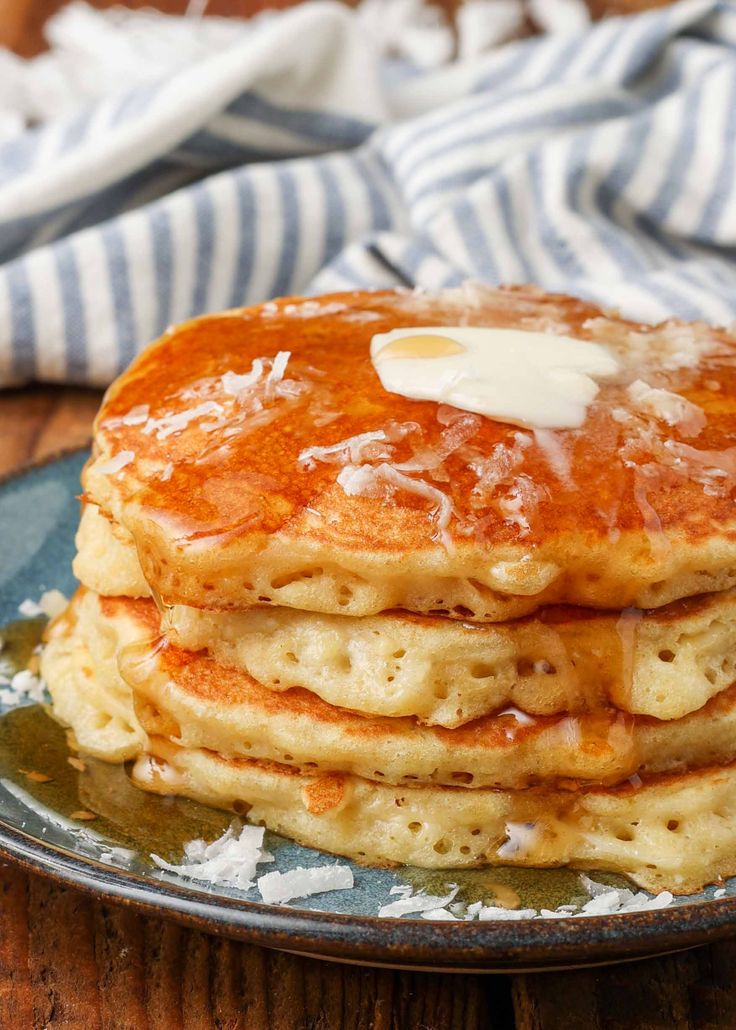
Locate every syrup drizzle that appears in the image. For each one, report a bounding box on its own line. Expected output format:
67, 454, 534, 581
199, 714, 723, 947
80, 289, 736, 638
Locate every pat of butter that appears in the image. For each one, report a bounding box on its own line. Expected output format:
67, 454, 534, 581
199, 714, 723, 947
370, 327, 619, 429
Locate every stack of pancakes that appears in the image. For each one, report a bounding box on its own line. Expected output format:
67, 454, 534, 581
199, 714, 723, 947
42, 285, 736, 895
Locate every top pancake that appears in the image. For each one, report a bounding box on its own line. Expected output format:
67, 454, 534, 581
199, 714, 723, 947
84, 285, 736, 621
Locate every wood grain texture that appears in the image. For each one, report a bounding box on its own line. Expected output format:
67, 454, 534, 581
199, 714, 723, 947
515, 942, 736, 1030
0, 863, 514, 1030
0, 386, 100, 478
3, 845, 736, 1030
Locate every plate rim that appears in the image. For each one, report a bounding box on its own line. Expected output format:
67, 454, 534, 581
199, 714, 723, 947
1, 451, 736, 971
1, 816, 736, 972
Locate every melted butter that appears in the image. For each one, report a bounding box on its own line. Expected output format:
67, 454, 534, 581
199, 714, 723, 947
370, 326, 619, 430
377, 334, 466, 360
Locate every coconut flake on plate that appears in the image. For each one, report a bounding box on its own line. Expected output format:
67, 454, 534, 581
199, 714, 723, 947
38, 589, 68, 619
151, 823, 273, 891
378, 885, 459, 918
99, 846, 137, 868
0, 669, 47, 706
420, 907, 459, 920
578, 875, 674, 915
257, 864, 354, 905
477, 906, 539, 921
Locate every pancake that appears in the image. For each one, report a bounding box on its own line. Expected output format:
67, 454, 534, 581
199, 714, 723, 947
40, 599, 149, 761
44, 589, 736, 791
81, 285, 736, 621
74, 504, 149, 599
134, 736, 736, 894
165, 591, 736, 724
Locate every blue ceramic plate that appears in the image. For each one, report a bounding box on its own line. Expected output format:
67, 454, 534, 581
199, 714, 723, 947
0, 451, 734, 972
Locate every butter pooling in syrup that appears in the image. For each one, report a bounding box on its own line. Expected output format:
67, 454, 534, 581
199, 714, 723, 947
370, 327, 620, 430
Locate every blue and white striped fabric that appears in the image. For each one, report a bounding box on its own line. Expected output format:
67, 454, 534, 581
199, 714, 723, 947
1, 0, 735, 388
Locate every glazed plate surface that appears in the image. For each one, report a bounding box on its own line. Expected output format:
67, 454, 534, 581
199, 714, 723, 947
0, 451, 734, 972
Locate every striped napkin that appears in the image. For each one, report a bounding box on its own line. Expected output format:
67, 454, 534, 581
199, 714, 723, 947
0, 0, 734, 388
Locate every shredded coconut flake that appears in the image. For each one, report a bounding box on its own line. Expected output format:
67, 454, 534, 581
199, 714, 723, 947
532, 428, 573, 486
420, 907, 459, 921
495, 476, 539, 536
497, 706, 536, 726
497, 821, 540, 859
102, 403, 149, 429
266, 350, 290, 389
257, 864, 354, 905
281, 300, 347, 318
478, 906, 538, 921
337, 462, 454, 547
38, 589, 67, 619
578, 875, 674, 915
221, 361, 265, 396
378, 885, 459, 918
96, 450, 135, 475
151, 823, 273, 891
663, 439, 736, 493
299, 431, 390, 469
99, 846, 137, 868
122, 404, 149, 426
627, 380, 706, 437
584, 317, 722, 373
222, 353, 306, 409
299, 422, 417, 470
397, 873, 675, 923
0, 669, 47, 707
143, 401, 224, 440
395, 413, 481, 473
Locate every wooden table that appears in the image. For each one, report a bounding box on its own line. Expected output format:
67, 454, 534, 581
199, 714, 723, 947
3, 0, 736, 1025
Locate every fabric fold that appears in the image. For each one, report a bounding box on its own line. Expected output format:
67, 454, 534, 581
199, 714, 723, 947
0, 0, 735, 387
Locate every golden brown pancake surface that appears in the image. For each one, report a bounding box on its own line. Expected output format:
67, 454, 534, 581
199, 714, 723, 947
83, 285, 736, 618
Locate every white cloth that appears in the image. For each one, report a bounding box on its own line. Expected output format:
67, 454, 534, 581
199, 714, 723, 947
0, 0, 734, 387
